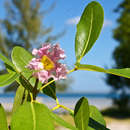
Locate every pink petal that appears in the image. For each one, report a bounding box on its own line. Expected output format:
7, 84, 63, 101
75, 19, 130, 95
55, 63, 68, 80
37, 43, 51, 58
26, 58, 43, 70
37, 70, 49, 83
49, 43, 66, 62
32, 49, 38, 55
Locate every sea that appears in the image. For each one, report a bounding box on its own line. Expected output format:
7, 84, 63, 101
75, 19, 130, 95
0, 92, 119, 112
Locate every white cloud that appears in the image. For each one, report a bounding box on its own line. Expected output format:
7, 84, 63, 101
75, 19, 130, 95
66, 16, 113, 28
66, 16, 80, 25
103, 19, 112, 28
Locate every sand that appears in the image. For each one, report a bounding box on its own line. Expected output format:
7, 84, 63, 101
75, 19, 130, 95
106, 117, 130, 130
56, 115, 130, 130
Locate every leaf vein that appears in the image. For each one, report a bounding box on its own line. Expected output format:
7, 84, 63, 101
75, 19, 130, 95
79, 8, 93, 62
31, 103, 36, 130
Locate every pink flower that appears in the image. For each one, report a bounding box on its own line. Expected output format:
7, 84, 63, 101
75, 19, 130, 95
55, 63, 67, 80
26, 43, 67, 83
27, 58, 43, 70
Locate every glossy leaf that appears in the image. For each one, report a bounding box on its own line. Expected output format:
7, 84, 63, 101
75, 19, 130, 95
12, 85, 25, 113
107, 68, 130, 78
11, 46, 33, 77
5, 63, 16, 73
49, 111, 78, 130
11, 102, 54, 130
77, 64, 130, 79
75, 1, 104, 63
88, 105, 107, 130
19, 75, 33, 92
0, 104, 8, 130
0, 53, 16, 73
42, 78, 56, 100
0, 52, 14, 68
74, 97, 90, 130
11, 46, 40, 87
0, 72, 19, 87
89, 118, 110, 130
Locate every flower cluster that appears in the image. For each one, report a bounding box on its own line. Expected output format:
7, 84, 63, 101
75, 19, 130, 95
26, 43, 68, 83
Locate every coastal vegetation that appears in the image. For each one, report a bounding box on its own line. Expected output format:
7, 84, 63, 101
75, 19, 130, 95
0, 0, 130, 130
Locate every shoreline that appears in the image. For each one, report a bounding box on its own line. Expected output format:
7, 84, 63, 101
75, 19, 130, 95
0, 97, 112, 112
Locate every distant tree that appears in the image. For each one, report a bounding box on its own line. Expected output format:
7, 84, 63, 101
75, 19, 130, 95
0, 0, 66, 92
56, 78, 73, 92
0, 0, 65, 56
106, 0, 130, 110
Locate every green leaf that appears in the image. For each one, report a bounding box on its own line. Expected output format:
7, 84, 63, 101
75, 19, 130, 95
77, 64, 130, 79
107, 68, 130, 78
11, 102, 54, 130
0, 52, 16, 73
5, 63, 16, 73
49, 111, 78, 130
76, 64, 106, 72
0, 72, 19, 87
89, 118, 110, 130
88, 105, 107, 130
11, 46, 33, 77
75, 1, 104, 63
42, 78, 56, 100
74, 97, 90, 130
11, 46, 40, 87
19, 75, 33, 92
12, 85, 25, 113
89, 105, 106, 126
0, 104, 8, 130
0, 52, 14, 68
23, 89, 32, 102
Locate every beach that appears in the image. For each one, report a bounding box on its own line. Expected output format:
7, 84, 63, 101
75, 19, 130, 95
55, 115, 130, 130
1, 94, 130, 130
0, 96, 113, 111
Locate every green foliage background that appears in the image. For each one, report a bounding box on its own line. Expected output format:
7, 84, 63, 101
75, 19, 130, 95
105, 0, 130, 110
0, 0, 64, 56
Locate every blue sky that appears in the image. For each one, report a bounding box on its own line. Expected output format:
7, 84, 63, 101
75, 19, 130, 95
0, 0, 123, 93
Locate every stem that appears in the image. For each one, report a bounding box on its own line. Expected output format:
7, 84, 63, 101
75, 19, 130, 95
52, 105, 60, 111
32, 78, 39, 100
30, 93, 33, 102
67, 67, 77, 74
32, 100, 41, 104
52, 103, 74, 115
59, 105, 74, 115
56, 98, 60, 105
21, 89, 26, 104
39, 79, 55, 91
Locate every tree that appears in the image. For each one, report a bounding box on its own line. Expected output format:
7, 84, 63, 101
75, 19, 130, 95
0, 0, 65, 56
106, 0, 130, 110
0, 0, 65, 92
